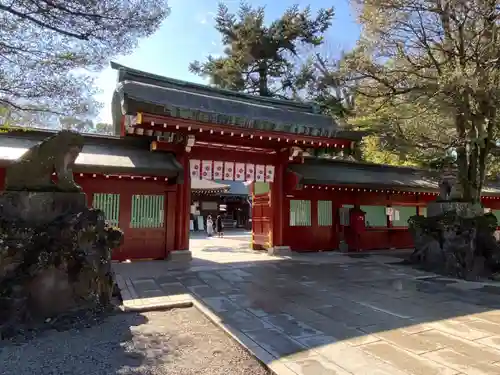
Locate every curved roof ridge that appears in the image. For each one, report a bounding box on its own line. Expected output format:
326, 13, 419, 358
111, 61, 325, 115
304, 156, 437, 175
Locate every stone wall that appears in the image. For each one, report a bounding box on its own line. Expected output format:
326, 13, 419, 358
0, 191, 123, 337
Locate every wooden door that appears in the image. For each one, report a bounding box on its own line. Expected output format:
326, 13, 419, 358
285, 198, 313, 251
252, 193, 272, 250
314, 200, 338, 251
123, 193, 167, 260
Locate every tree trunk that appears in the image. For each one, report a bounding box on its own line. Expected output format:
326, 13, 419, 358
455, 112, 472, 202
258, 61, 270, 97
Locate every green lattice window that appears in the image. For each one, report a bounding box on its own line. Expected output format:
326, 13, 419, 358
392, 206, 417, 227
92, 193, 120, 227
290, 200, 311, 226
254, 182, 270, 195
360, 205, 387, 227
130, 194, 165, 228
318, 200, 333, 226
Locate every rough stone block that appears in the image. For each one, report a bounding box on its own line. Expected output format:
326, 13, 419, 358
427, 201, 472, 217
0, 191, 87, 225
169, 250, 193, 262
268, 246, 292, 256
409, 200, 500, 280
0, 191, 123, 336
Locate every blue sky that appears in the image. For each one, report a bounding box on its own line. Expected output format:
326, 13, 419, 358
95, 0, 360, 123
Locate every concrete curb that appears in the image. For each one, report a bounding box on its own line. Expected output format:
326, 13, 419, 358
121, 300, 194, 312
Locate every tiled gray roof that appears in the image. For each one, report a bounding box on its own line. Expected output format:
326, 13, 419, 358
289, 158, 500, 195
111, 62, 362, 140
0, 130, 182, 178
289, 159, 437, 190
190, 180, 249, 195
217, 180, 249, 196
191, 179, 229, 192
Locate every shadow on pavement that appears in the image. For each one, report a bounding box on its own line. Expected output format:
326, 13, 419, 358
113, 235, 500, 374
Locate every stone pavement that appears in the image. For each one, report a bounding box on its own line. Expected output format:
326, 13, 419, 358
113, 235, 500, 375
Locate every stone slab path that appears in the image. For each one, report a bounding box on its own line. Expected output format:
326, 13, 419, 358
113, 236, 500, 375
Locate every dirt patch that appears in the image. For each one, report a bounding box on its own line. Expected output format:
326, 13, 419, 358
0, 307, 271, 375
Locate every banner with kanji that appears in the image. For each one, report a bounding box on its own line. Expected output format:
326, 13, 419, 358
255, 165, 265, 182
223, 162, 234, 180
201, 160, 213, 180
265, 165, 275, 182
189, 159, 201, 179
213, 161, 224, 179
234, 163, 245, 181
245, 163, 255, 181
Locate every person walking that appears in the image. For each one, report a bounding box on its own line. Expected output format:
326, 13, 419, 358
216, 214, 224, 238
206, 215, 214, 237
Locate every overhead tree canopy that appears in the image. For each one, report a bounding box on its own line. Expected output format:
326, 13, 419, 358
289, 51, 357, 119
59, 117, 114, 134
334, 0, 500, 202
189, 2, 334, 98
0, 0, 170, 120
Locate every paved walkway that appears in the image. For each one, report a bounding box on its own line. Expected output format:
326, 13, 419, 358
113, 236, 500, 375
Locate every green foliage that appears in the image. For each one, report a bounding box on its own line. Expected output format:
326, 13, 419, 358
486, 155, 500, 181
189, 2, 334, 98
60, 118, 115, 135
292, 54, 356, 119
361, 136, 418, 167
0, 105, 114, 134
335, 0, 500, 202
483, 212, 498, 231
60, 117, 94, 133
0, 0, 170, 118
94, 123, 115, 135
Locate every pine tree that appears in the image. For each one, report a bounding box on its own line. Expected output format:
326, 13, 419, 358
189, 2, 334, 98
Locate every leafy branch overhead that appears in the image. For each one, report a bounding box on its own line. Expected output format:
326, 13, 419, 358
189, 2, 335, 98
334, 0, 500, 202
0, 0, 170, 117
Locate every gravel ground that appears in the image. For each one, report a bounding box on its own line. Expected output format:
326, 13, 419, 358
0, 308, 271, 375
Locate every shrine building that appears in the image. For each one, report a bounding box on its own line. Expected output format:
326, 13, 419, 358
1, 62, 500, 261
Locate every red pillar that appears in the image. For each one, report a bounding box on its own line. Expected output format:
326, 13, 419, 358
174, 153, 191, 251
271, 160, 285, 247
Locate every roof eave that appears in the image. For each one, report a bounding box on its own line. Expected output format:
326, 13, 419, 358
300, 178, 438, 192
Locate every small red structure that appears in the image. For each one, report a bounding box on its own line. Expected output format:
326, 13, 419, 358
1, 62, 500, 260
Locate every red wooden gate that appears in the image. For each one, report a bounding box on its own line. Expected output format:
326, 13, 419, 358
252, 191, 272, 250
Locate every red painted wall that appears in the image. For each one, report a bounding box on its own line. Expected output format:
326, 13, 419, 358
75, 175, 176, 261
282, 194, 338, 252
4, 164, 500, 256
283, 187, 343, 251
0, 168, 177, 261
281, 186, 500, 252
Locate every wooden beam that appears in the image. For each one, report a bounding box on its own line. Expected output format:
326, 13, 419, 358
188, 145, 279, 165
131, 112, 353, 148
150, 140, 183, 154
